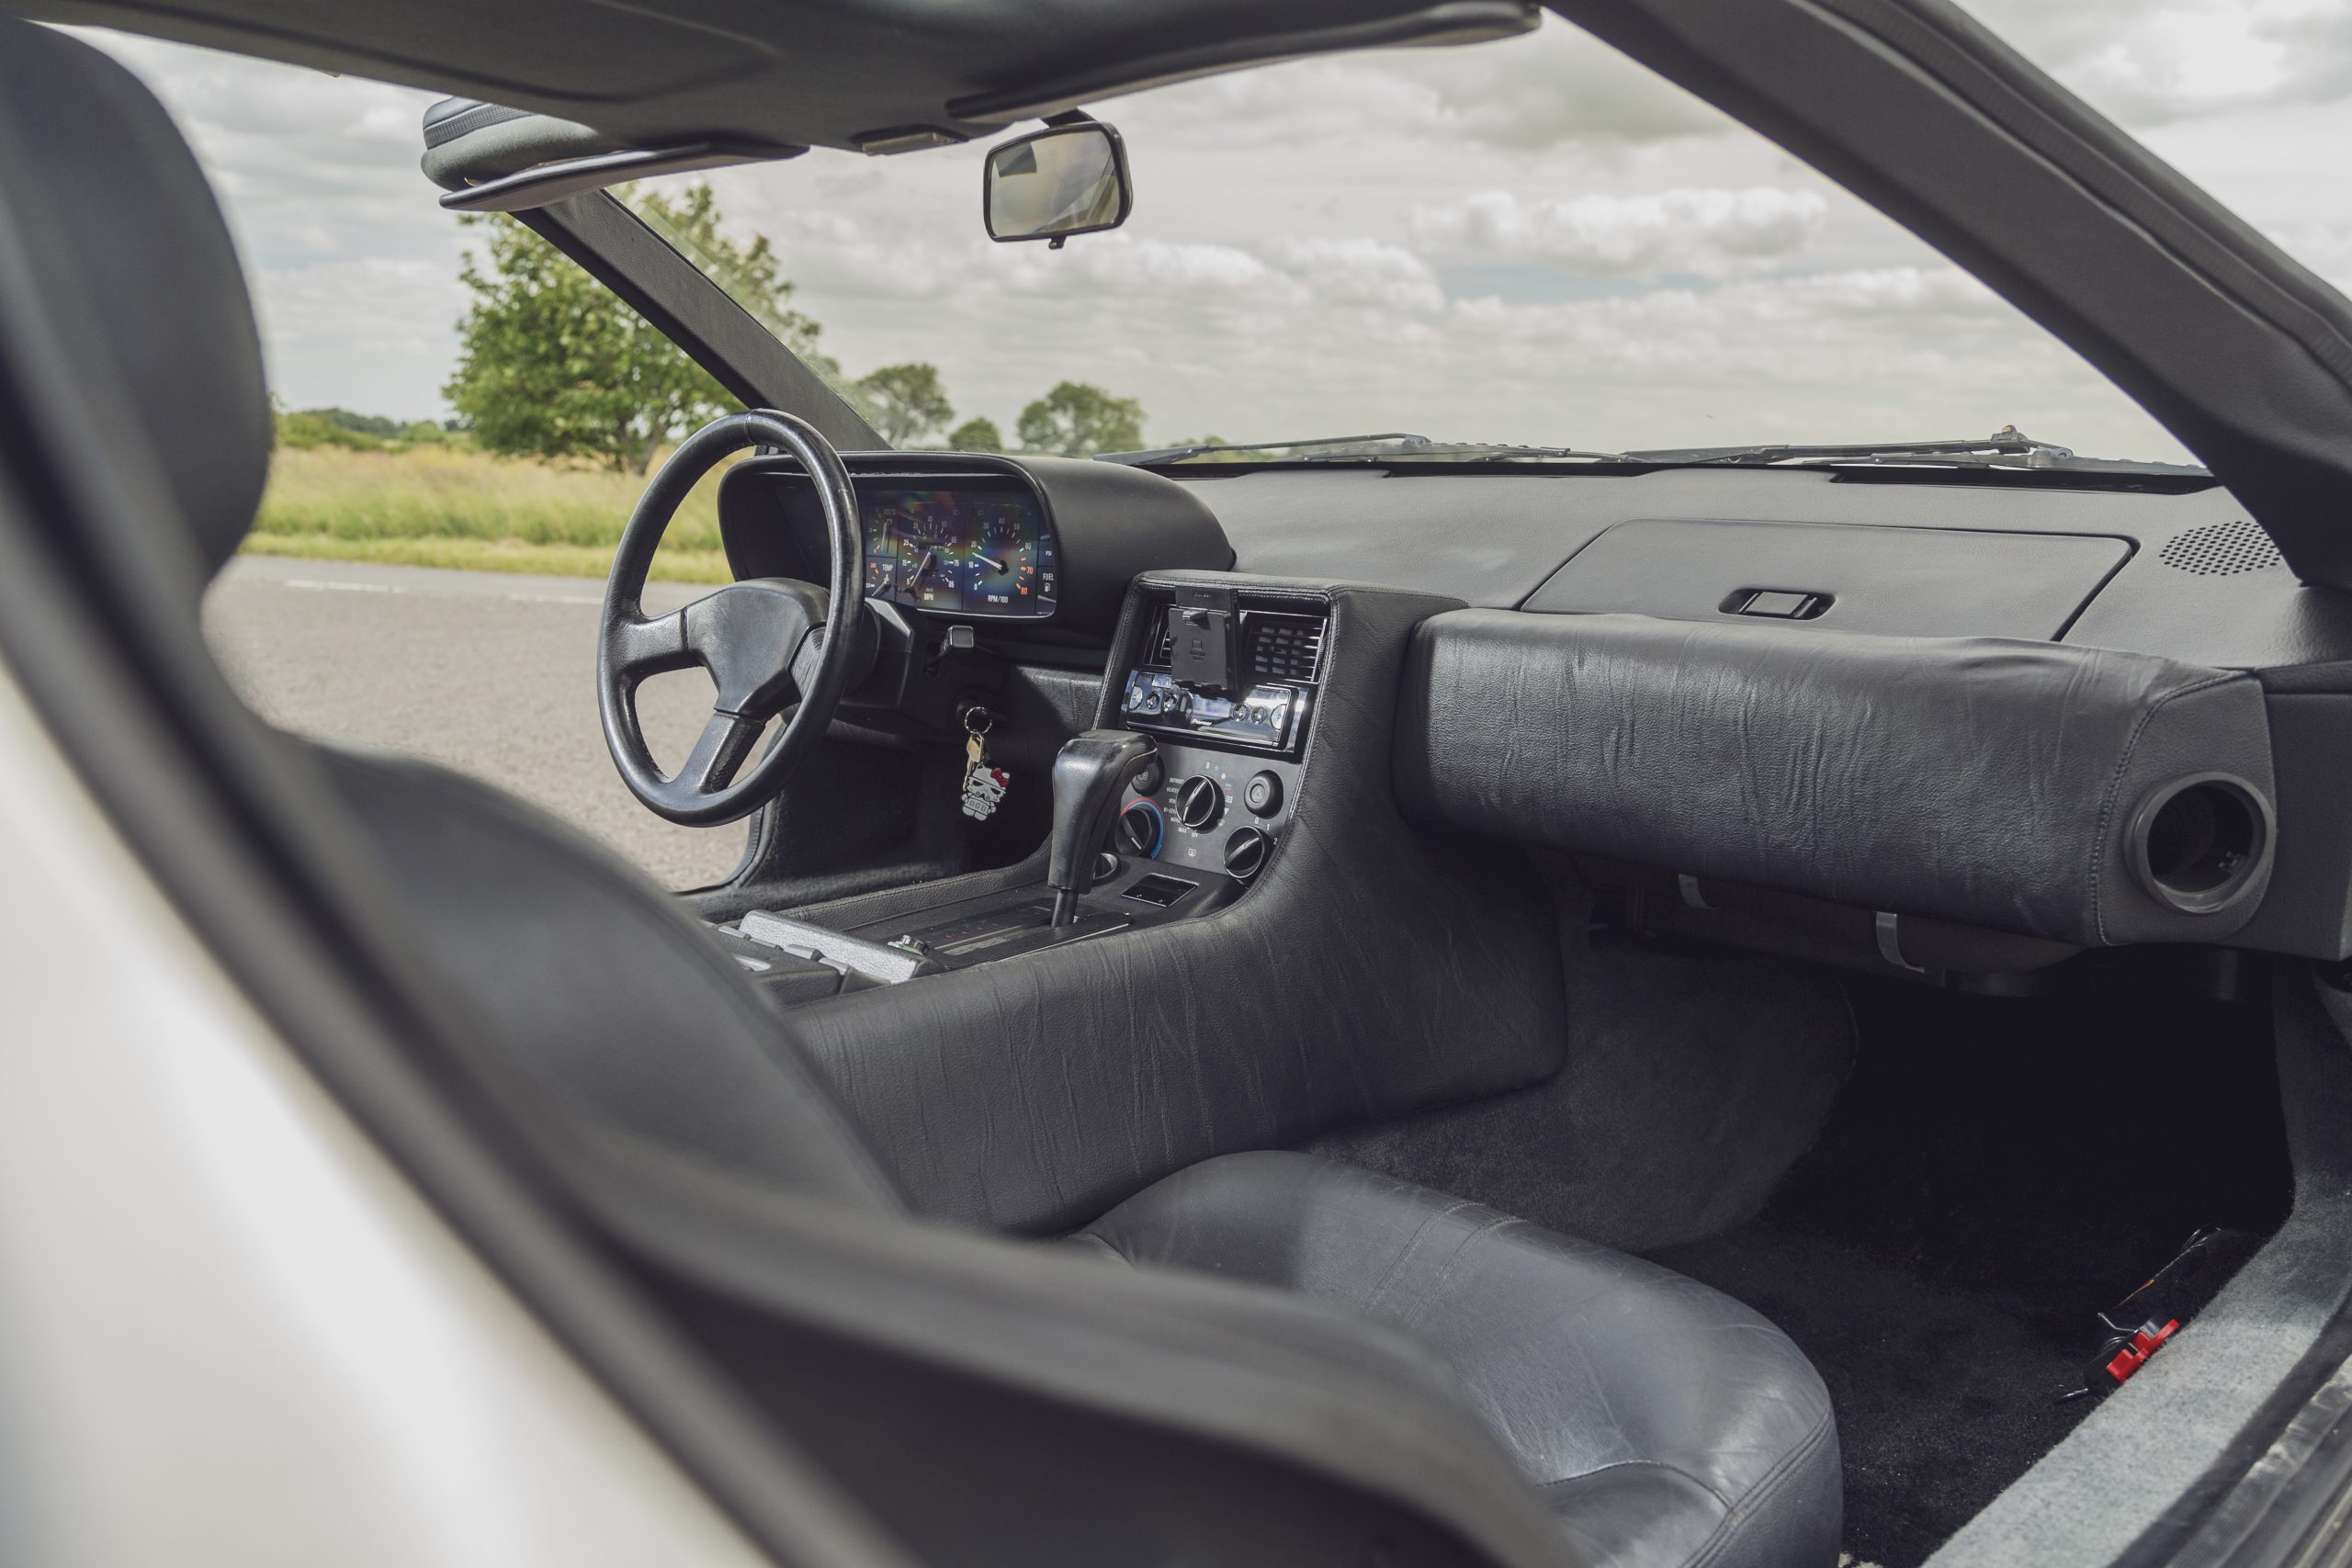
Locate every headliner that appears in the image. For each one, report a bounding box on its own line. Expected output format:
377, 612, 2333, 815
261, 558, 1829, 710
8, 0, 1537, 154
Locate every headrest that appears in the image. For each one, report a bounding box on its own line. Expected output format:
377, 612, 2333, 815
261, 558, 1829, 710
0, 18, 270, 579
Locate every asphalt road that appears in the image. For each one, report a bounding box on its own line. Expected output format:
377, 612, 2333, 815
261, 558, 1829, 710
203, 556, 751, 890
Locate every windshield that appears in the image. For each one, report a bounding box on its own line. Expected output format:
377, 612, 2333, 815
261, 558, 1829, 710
627, 8, 2341, 467
92, 6, 2352, 468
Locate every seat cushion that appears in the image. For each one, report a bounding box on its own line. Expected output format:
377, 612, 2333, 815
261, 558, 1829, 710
1072, 1151, 1840, 1568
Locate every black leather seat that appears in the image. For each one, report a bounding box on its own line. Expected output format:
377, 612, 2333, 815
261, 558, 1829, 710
1, 18, 1840, 1566
1077, 1153, 1839, 1568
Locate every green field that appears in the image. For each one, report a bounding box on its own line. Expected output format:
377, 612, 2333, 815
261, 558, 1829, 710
248, 444, 734, 583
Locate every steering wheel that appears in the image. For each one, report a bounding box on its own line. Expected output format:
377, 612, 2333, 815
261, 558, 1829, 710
598, 409, 865, 827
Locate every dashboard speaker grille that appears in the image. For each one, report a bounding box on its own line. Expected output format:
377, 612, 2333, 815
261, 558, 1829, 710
2161, 520, 2282, 576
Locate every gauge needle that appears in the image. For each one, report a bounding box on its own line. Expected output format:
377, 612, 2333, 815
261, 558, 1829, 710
912, 548, 940, 581
975, 554, 1007, 574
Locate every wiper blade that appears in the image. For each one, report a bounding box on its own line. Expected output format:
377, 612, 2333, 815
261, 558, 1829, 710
1625, 430, 2065, 465
1623, 426, 2205, 476
1295, 441, 1630, 464
1097, 433, 1629, 465
1099, 425, 2207, 478
1096, 433, 1438, 465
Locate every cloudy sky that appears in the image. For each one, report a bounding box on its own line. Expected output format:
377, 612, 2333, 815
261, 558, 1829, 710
77, 2, 2352, 461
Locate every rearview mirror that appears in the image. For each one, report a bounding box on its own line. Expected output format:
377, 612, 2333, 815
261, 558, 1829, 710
984, 122, 1131, 247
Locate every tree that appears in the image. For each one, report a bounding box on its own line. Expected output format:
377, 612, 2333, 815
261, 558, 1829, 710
947, 416, 1004, 453
446, 185, 831, 473
635, 186, 835, 378
854, 363, 956, 446
1017, 381, 1146, 457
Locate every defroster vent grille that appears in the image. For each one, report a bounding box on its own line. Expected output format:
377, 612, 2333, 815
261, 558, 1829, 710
2160, 519, 2282, 576
1146, 606, 1327, 681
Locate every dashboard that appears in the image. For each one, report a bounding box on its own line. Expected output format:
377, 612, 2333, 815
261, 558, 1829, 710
712, 447, 2352, 970
1157, 462, 2352, 966
859, 484, 1058, 619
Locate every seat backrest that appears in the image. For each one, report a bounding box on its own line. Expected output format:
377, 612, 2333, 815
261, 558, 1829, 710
0, 17, 269, 588
0, 21, 1573, 1564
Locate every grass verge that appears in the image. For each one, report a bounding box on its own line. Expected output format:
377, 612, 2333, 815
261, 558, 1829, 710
248, 443, 735, 584
241, 532, 734, 582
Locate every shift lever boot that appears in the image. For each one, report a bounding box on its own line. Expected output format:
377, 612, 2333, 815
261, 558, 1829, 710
1047, 729, 1158, 926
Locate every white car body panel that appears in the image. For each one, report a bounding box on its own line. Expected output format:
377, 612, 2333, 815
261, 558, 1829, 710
0, 665, 769, 1568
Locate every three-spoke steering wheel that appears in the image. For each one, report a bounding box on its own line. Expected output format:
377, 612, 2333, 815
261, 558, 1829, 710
597, 410, 864, 827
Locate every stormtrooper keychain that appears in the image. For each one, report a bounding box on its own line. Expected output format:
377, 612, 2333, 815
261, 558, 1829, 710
959, 706, 1011, 821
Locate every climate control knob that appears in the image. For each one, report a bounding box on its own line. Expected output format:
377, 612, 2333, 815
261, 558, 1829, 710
1174, 774, 1225, 831
1224, 828, 1272, 881
1117, 800, 1162, 857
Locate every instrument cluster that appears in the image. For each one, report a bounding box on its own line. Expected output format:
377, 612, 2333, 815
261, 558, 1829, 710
860, 486, 1060, 618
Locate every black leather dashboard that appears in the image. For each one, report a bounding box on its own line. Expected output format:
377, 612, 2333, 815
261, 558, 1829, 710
1175, 465, 2352, 670
1524, 516, 2128, 640
1396, 610, 2278, 948
1148, 460, 2352, 964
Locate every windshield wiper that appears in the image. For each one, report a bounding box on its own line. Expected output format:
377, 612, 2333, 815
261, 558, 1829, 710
1098, 433, 1629, 465
1098, 433, 1438, 464
1101, 425, 2207, 477
1623, 426, 2206, 476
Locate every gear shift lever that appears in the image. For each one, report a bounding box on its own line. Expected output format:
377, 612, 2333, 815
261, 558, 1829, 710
1047, 728, 1159, 926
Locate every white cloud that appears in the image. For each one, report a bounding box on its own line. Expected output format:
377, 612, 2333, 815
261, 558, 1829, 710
1022, 234, 1299, 299
1109, 19, 1724, 152
1411, 187, 1827, 278
1263, 237, 1446, 312
1967, 0, 2352, 126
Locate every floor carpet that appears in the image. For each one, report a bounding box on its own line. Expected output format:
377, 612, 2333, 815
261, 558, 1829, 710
1651, 964, 2291, 1568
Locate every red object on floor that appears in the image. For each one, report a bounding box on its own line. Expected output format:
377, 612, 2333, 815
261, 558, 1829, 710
2104, 1319, 2181, 1385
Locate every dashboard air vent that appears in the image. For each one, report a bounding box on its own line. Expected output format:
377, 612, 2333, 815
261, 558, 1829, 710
1245, 613, 1326, 682
2161, 520, 2281, 576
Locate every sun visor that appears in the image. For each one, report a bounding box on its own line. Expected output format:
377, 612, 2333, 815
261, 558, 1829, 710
421, 96, 801, 213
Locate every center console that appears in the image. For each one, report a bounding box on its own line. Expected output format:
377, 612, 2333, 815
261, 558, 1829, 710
713, 577, 1332, 1001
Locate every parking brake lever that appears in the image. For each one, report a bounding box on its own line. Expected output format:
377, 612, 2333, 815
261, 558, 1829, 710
1046, 729, 1159, 926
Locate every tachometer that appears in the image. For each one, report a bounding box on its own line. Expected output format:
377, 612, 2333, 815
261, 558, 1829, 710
959, 532, 1037, 611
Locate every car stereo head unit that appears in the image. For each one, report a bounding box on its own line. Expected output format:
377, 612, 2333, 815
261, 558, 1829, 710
1118, 601, 1326, 759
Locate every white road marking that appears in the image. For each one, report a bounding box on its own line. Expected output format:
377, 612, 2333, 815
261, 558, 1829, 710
276, 577, 601, 607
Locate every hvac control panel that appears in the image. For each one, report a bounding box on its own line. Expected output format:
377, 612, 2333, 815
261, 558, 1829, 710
1115, 740, 1301, 885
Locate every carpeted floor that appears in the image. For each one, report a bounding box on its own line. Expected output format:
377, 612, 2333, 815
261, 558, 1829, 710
1651, 964, 2291, 1568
